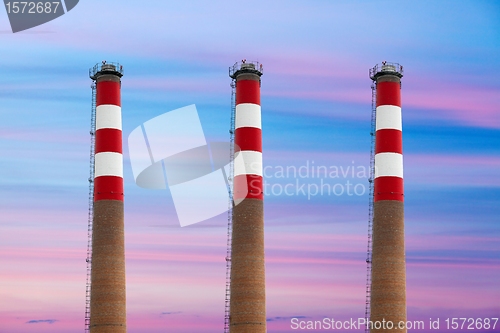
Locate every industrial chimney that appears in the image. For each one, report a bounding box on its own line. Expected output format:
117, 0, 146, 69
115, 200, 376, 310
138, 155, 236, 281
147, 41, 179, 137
89, 62, 126, 333
228, 61, 266, 333
369, 62, 406, 333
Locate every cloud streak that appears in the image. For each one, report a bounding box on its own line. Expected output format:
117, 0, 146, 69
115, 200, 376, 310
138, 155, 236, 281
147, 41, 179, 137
26, 319, 58, 324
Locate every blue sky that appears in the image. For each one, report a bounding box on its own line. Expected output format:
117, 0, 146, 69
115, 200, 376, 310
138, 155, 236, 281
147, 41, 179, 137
0, 1, 499, 332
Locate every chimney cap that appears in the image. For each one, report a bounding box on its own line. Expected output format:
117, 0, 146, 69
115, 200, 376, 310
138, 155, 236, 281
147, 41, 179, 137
369, 62, 403, 80
90, 62, 124, 80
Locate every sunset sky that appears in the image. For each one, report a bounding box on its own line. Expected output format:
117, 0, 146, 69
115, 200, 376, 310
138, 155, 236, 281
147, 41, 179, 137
0, 1, 499, 332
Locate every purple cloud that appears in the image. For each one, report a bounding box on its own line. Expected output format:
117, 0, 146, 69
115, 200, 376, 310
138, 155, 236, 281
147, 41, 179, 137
26, 319, 58, 324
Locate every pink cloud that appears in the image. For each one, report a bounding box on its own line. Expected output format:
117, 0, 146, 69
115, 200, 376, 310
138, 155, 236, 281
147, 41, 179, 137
407, 261, 500, 309
404, 79, 500, 128
405, 154, 500, 187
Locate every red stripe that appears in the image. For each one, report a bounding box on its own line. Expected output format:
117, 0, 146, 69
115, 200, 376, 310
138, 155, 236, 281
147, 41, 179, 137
375, 129, 402, 154
376, 81, 401, 107
235, 127, 262, 152
95, 129, 123, 154
236, 79, 260, 105
94, 176, 124, 201
374, 176, 404, 202
234, 174, 263, 200
96, 81, 121, 106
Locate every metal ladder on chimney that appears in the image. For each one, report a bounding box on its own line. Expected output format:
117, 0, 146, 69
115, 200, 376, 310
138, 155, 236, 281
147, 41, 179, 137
364, 82, 377, 333
224, 80, 236, 333
84, 83, 96, 332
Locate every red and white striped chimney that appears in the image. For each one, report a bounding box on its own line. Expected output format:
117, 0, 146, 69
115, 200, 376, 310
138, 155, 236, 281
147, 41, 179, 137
370, 62, 406, 333
229, 61, 266, 333
89, 62, 126, 333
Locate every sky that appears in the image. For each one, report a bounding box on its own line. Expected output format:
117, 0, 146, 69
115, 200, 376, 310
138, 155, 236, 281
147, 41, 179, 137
0, 0, 499, 332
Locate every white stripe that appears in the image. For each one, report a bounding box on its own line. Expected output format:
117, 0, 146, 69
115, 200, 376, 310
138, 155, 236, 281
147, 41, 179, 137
234, 150, 262, 177
374, 152, 403, 178
235, 103, 261, 130
96, 105, 122, 130
95, 152, 123, 178
376, 105, 402, 131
